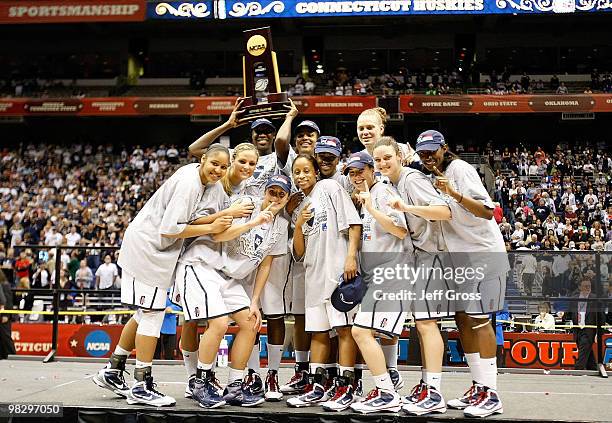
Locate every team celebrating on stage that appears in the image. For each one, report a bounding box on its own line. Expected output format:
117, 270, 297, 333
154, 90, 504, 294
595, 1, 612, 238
92, 99, 507, 418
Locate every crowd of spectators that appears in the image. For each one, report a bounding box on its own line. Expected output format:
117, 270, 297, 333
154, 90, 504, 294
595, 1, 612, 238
314, 68, 464, 96
483, 69, 612, 95
481, 142, 611, 253
0, 142, 187, 304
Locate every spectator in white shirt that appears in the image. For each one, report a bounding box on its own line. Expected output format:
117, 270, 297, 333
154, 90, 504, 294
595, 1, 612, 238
95, 254, 118, 290
583, 188, 598, 205
534, 302, 555, 331
65, 226, 81, 246
44, 227, 63, 246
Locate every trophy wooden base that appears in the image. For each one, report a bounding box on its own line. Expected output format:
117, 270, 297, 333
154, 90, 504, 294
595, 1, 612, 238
237, 92, 290, 123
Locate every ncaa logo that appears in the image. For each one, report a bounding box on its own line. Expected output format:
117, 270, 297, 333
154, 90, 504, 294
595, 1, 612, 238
84, 330, 111, 357
139, 296, 146, 306
195, 307, 200, 317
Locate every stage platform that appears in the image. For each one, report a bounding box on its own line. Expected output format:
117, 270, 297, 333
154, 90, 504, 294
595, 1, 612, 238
0, 359, 610, 422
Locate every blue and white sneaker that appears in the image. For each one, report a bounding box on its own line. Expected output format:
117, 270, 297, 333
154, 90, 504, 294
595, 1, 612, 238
402, 380, 425, 404
93, 367, 130, 398
191, 377, 226, 408
126, 376, 176, 407
184, 375, 197, 398
223, 379, 265, 407
351, 388, 402, 414
245, 369, 264, 396
448, 382, 484, 409
280, 366, 309, 394
321, 382, 355, 412
402, 384, 446, 416
463, 387, 503, 417
389, 368, 404, 391
286, 383, 327, 407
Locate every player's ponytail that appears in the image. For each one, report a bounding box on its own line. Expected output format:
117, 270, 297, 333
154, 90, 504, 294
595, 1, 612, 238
359, 107, 388, 128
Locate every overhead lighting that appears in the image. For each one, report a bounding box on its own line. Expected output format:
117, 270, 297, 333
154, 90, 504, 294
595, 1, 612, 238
316, 68, 324, 74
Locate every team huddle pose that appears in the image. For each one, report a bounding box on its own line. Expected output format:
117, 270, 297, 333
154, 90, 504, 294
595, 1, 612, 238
93, 99, 507, 418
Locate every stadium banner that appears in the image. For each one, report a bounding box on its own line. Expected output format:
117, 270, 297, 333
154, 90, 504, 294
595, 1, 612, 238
399, 94, 612, 113
147, 0, 214, 19
0, 96, 378, 116
3, 95, 612, 116
0, 0, 146, 24
11, 323, 610, 369
146, 0, 612, 20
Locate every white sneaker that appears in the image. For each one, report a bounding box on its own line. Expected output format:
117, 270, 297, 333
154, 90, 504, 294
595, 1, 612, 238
286, 383, 326, 408
92, 367, 130, 398
126, 376, 176, 407
447, 382, 484, 409
351, 388, 401, 414
402, 384, 446, 416
321, 382, 355, 412
464, 387, 503, 417
264, 370, 283, 401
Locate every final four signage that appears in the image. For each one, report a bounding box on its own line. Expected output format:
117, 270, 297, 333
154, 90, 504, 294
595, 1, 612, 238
148, 0, 612, 19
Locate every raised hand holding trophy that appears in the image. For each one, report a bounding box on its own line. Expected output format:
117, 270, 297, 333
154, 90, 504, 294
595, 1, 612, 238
238, 26, 290, 123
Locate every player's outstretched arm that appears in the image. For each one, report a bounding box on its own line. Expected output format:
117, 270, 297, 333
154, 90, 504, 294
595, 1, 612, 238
188, 98, 244, 159
274, 99, 299, 166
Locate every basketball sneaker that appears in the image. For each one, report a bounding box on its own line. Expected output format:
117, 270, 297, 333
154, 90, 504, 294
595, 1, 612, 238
447, 382, 484, 409
280, 364, 309, 394
351, 388, 402, 414
402, 383, 446, 416
264, 369, 283, 401
463, 387, 503, 417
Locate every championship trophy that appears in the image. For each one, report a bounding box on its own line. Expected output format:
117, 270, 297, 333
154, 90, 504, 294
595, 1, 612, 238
237, 27, 290, 123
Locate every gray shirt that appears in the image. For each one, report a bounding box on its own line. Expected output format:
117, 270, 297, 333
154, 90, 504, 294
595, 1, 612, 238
221, 196, 289, 280
243, 150, 293, 196
394, 167, 447, 252
437, 160, 509, 278
300, 179, 362, 307
118, 163, 205, 288
179, 182, 230, 268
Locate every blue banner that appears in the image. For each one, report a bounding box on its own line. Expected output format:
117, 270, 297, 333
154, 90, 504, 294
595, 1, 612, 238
148, 0, 612, 19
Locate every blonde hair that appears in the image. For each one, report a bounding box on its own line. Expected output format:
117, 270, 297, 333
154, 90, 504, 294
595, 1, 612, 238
358, 107, 388, 127
221, 143, 259, 196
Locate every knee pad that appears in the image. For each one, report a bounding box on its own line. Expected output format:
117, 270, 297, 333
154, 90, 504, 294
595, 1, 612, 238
136, 309, 165, 338
133, 308, 143, 324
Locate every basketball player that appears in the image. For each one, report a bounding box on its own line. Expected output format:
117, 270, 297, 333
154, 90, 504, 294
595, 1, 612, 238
176, 174, 290, 408
342, 151, 410, 414
376, 137, 453, 416
416, 130, 508, 418
286, 154, 362, 412
93, 145, 234, 407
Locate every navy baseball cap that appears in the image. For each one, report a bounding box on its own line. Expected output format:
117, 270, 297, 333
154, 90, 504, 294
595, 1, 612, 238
315, 136, 342, 157
343, 151, 374, 175
251, 118, 276, 131
265, 174, 292, 193
331, 273, 366, 312
295, 120, 320, 135
415, 130, 446, 152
